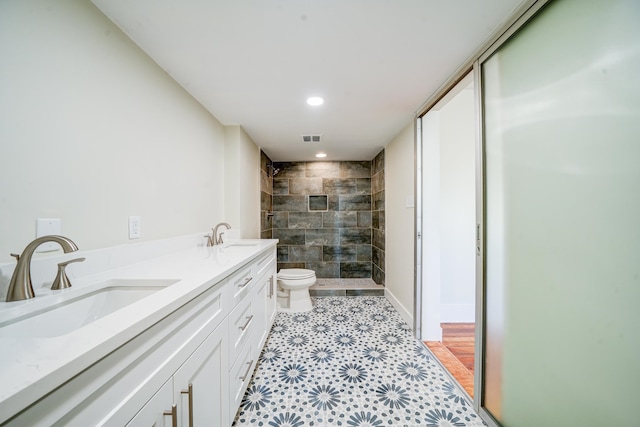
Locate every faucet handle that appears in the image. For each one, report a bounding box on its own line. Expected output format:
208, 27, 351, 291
10, 253, 20, 261
58, 257, 86, 267
51, 257, 85, 290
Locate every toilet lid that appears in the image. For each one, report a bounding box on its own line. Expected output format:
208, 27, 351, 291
278, 268, 316, 280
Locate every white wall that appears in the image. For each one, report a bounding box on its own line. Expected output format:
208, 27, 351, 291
224, 125, 261, 238
420, 77, 475, 337
0, 0, 234, 263
438, 85, 476, 321
421, 111, 443, 340
384, 121, 415, 325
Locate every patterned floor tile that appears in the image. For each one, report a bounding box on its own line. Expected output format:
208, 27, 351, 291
232, 296, 485, 427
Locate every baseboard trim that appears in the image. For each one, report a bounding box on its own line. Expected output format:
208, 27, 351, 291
385, 288, 413, 326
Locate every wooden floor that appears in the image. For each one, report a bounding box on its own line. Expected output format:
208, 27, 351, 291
425, 323, 475, 398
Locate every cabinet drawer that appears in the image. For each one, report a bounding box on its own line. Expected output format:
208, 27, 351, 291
254, 249, 276, 280
229, 342, 255, 412
228, 294, 255, 362
228, 263, 254, 306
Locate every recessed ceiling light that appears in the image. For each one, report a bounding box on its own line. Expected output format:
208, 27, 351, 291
307, 97, 324, 106
315, 153, 327, 158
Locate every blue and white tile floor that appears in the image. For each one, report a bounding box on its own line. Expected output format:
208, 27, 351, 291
233, 296, 485, 427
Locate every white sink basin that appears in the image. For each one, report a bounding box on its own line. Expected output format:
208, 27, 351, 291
222, 241, 259, 248
0, 279, 178, 338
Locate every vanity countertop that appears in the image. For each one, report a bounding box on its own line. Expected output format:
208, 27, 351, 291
0, 238, 278, 422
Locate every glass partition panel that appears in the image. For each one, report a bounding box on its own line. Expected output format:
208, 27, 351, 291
482, 0, 640, 425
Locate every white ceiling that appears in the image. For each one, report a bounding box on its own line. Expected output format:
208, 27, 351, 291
91, 0, 525, 161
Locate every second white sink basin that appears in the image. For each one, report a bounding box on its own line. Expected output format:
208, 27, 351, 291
0, 279, 178, 338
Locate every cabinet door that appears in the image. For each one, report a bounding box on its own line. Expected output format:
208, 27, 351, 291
173, 320, 229, 427
253, 274, 269, 350
126, 380, 174, 427
253, 264, 277, 351
267, 272, 277, 326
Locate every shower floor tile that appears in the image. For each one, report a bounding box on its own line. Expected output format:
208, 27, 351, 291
232, 297, 485, 427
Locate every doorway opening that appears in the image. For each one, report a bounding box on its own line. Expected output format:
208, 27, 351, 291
418, 72, 476, 397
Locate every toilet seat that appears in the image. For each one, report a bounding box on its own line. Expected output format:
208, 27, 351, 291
278, 268, 315, 280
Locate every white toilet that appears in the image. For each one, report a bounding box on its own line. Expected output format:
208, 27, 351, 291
277, 268, 316, 312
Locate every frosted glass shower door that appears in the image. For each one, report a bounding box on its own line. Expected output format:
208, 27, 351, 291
481, 0, 640, 425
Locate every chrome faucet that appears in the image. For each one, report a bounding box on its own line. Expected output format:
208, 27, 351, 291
6, 235, 79, 302
212, 223, 231, 245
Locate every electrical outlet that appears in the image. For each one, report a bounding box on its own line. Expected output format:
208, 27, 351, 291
36, 218, 62, 252
128, 216, 141, 239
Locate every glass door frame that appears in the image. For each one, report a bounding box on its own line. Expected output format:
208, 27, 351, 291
412, 1, 552, 426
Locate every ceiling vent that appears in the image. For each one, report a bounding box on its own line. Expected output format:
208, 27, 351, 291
301, 134, 322, 143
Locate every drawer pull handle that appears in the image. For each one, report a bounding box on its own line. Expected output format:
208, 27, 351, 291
238, 277, 252, 288
268, 277, 274, 298
180, 383, 194, 427
163, 404, 177, 427
239, 360, 254, 381
239, 315, 254, 331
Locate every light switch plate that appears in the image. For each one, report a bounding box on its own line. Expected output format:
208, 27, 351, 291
36, 218, 62, 252
405, 195, 415, 208
129, 216, 141, 239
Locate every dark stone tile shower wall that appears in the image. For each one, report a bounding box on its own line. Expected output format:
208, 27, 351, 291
371, 150, 385, 285
273, 161, 375, 279
260, 150, 273, 239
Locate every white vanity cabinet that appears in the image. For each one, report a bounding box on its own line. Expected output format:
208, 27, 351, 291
227, 251, 277, 415
3, 245, 277, 427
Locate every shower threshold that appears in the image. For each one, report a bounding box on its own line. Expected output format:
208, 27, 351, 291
309, 278, 384, 296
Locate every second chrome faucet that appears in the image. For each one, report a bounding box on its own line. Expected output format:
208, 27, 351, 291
207, 222, 231, 246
